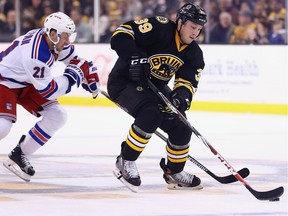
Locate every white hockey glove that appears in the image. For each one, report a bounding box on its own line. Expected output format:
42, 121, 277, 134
82, 61, 101, 99
64, 58, 89, 87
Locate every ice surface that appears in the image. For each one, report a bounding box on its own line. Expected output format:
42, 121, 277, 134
0, 106, 287, 216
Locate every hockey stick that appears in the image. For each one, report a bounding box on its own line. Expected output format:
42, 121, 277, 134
100, 89, 249, 184
153, 130, 249, 184
147, 79, 284, 201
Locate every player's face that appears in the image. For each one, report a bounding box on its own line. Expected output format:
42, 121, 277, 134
55, 32, 72, 51
178, 20, 203, 44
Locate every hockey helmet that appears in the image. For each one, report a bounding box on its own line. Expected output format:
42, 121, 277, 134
176, 3, 207, 26
44, 12, 77, 44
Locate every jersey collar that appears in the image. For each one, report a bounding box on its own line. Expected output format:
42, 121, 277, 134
175, 31, 188, 52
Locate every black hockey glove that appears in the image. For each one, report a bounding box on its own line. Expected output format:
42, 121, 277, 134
168, 90, 191, 114
129, 55, 150, 86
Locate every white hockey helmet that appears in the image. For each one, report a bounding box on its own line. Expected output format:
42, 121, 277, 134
44, 11, 77, 44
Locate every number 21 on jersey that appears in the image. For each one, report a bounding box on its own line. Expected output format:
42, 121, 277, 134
33, 66, 45, 78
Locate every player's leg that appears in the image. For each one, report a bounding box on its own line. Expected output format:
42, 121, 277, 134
0, 85, 34, 181
4, 85, 67, 181
0, 118, 13, 141
109, 83, 161, 191
0, 85, 17, 140
159, 118, 203, 190
20, 103, 67, 156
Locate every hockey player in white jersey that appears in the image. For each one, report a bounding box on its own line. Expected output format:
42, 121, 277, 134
0, 12, 100, 181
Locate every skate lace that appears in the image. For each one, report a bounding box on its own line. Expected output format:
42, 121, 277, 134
173, 171, 193, 184
20, 154, 31, 167
124, 161, 139, 178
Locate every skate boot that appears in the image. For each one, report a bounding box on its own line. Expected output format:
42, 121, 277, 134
160, 158, 203, 190
113, 155, 141, 192
3, 135, 35, 182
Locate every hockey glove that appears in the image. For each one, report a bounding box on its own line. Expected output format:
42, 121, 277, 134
64, 58, 89, 87
82, 61, 101, 99
129, 55, 150, 86
168, 90, 191, 114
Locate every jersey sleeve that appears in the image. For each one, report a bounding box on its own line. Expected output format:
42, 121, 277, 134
23, 58, 70, 100
58, 44, 78, 65
174, 43, 205, 100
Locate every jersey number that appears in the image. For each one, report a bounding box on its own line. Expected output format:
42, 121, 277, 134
33, 66, 45, 78
135, 18, 152, 33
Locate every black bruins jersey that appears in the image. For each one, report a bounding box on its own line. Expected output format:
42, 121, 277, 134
109, 16, 205, 100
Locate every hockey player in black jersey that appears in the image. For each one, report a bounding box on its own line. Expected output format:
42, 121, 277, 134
108, 2, 207, 192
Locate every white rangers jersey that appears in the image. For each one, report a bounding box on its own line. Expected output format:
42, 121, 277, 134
0, 28, 77, 99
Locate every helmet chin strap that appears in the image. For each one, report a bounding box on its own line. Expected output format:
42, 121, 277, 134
53, 45, 60, 54
46, 31, 60, 53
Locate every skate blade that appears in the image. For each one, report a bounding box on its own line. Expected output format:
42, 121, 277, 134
113, 169, 139, 193
3, 158, 31, 182
167, 183, 204, 190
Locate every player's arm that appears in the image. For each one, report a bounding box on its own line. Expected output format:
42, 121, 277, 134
57, 44, 78, 65
111, 17, 171, 84
58, 44, 100, 98
110, 22, 139, 61
170, 50, 205, 112
24, 59, 99, 100
111, 17, 164, 60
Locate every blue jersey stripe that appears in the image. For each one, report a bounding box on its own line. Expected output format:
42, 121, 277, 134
0, 41, 19, 62
59, 44, 75, 61
38, 80, 59, 98
31, 29, 54, 66
0, 74, 30, 86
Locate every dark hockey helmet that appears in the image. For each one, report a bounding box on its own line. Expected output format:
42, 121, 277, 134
176, 3, 207, 26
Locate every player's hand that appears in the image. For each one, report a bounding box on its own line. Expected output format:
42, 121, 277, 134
168, 90, 190, 113
82, 61, 100, 99
129, 55, 150, 85
64, 58, 89, 87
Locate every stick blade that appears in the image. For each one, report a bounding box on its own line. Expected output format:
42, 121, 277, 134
217, 168, 250, 184
247, 185, 284, 201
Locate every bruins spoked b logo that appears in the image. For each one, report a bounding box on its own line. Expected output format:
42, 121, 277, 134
149, 54, 183, 81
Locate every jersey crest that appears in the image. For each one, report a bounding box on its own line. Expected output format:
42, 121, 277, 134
149, 54, 184, 81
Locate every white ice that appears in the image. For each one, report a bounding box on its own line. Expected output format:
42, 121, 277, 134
0, 105, 287, 216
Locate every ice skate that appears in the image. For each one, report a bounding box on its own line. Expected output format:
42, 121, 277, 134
3, 135, 35, 182
160, 158, 203, 190
113, 155, 141, 192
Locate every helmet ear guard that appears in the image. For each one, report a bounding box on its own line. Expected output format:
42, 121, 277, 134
176, 3, 207, 26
